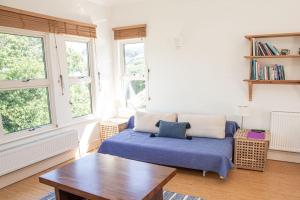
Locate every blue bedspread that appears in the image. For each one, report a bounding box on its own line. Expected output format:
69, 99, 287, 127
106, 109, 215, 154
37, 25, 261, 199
98, 129, 234, 177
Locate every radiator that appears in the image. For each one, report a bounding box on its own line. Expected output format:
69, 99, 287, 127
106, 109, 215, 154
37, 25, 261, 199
270, 111, 300, 153
0, 130, 78, 176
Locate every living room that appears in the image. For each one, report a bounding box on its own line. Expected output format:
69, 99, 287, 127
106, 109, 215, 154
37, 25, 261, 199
0, 0, 299, 200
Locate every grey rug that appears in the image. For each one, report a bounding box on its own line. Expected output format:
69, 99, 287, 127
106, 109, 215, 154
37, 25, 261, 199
41, 191, 203, 200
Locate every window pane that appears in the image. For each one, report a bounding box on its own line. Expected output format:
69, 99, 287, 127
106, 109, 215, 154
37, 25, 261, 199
0, 32, 46, 80
124, 43, 146, 76
66, 41, 89, 77
69, 84, 92, 118
125, 80, 146, 109
0, 88, 51, 134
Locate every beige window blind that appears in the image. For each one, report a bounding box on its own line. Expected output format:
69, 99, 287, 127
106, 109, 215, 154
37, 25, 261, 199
0, 5, 97, 38
113, 24, 146, 40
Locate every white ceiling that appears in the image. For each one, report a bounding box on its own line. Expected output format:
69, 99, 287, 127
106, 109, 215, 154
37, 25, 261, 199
87, 0, 146, 6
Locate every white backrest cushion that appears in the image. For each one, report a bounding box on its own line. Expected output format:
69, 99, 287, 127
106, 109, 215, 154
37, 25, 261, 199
178, 114, 226, 139
134, 111, 177, 133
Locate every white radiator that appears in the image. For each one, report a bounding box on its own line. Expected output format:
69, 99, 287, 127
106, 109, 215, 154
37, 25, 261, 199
0, 130, 78, 176
270, 111, 300, 153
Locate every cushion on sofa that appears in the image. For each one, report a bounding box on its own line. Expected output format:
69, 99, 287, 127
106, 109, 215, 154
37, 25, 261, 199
178, 114, 226, 139
133, 111, 177, 133
155, 120, 190, 139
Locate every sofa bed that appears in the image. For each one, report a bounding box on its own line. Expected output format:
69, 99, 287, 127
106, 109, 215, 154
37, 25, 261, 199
98, 112, 239, 179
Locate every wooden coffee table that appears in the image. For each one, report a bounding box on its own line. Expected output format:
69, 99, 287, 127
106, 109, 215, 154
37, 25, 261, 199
39, 153, 176, 200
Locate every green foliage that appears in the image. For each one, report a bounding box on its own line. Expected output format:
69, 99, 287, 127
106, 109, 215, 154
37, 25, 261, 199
123, 43, 147, 109
66, 41, 92, 117
130, 80, 145, 94
0, 88, 51, 133
66, 41, 89, 77
0, 33, 46, 80
70, 84, 92, 118
0, 33, 50, 134
124, 43, 146, 76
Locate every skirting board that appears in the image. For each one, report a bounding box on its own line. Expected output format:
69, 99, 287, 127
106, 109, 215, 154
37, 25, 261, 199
267, 150, 300, 164
0, 139, 101, 189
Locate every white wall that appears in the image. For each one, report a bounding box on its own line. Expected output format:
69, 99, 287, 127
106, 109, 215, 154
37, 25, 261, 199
111, 0, 300, 130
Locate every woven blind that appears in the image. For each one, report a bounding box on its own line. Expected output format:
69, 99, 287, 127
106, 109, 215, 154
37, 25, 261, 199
113, 24, 146, 40
0, 5, 96, 38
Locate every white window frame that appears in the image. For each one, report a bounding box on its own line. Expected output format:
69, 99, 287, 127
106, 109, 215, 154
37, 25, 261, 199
60, 36, 96, 122
0, 27, 98, 145
0, 27, 56, 142
118, 38, 148, 113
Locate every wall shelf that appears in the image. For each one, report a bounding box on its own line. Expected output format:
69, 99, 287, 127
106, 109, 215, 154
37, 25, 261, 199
244, 55, 300, 59
245, 32, 300, 39
244, 80, 300, 101
244, 80, 300, 84
244, 32, 300, 101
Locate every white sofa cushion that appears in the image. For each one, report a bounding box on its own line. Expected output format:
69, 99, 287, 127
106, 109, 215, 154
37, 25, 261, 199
177, 114, 226, 139
134, 111, 177, 133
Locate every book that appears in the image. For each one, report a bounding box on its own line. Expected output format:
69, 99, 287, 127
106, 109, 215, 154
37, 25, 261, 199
247, 131, 265, 140
250, 61, 285, 80
252, 39, 256, 56
254, 42, 280, 56
266, 42, 280, 55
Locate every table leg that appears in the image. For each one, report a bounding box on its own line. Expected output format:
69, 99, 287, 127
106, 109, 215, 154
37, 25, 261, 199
55, 188, 84, 200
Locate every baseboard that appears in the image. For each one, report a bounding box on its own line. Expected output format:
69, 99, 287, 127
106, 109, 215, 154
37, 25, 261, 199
0, 139, 101, 189
268, 150, 300, 163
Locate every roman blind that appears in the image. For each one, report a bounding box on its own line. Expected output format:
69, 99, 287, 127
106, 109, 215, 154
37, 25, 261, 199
113, 24, 146, 40
0, 5, 96, 38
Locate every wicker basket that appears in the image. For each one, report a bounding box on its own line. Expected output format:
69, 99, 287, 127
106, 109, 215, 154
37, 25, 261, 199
99, 120, 127, 142
234, 129, 270, 171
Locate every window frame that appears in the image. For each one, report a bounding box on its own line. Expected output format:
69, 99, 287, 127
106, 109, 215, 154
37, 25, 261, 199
62, 36, 96, 121
0, 26, 57, 141
118, 38, 148, 112
0, 27, 98, 145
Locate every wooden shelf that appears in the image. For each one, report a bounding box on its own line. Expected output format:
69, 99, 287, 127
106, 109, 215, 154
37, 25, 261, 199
245, 32, 300, 40
244, 80, 300, 84
244, 31, 300, 101
243, 80, 300, 101
244, 55, 300, 59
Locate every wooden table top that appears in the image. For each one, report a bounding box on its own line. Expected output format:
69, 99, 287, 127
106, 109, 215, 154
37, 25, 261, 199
39, 153, 176, 200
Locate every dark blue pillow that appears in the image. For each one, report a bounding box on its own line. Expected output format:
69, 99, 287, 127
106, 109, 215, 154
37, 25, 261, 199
156, 120, 189, 139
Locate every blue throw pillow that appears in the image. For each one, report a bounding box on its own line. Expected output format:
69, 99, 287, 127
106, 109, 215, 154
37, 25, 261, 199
155, 120, 190, 139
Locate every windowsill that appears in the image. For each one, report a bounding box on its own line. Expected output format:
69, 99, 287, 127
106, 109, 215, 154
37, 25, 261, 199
0, 116, 100, 147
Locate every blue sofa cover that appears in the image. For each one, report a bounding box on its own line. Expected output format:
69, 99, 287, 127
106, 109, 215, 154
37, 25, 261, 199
98, 117, 239, 178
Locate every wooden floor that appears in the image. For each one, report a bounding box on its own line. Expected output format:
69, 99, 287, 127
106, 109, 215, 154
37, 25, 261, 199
0, 156, 299, 200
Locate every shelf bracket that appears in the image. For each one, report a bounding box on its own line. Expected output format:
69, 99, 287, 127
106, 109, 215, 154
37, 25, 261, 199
248, 82, 253, 101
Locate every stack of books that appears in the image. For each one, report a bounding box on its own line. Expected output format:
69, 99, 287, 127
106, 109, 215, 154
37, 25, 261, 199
251, 60, 285, 80
252, 40, 280, 56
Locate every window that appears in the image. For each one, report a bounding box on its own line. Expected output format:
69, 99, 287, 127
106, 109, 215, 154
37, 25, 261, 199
0, 27, 97, 142
121, 41, 147, 110
0, 32, 51, 134
65, 40, 92, 118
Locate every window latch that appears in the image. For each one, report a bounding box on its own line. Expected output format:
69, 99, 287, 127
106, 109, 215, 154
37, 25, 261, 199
22, 78, 31, 82
59, 75, 64, 95
28, 127, 35, 131
28, 126, 40, 131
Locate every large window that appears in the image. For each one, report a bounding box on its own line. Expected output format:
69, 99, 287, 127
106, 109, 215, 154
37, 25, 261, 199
121, 41, 147, 110
65, 40, 92, 118
0, 28, 96, 141
0, 32, 51, 134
